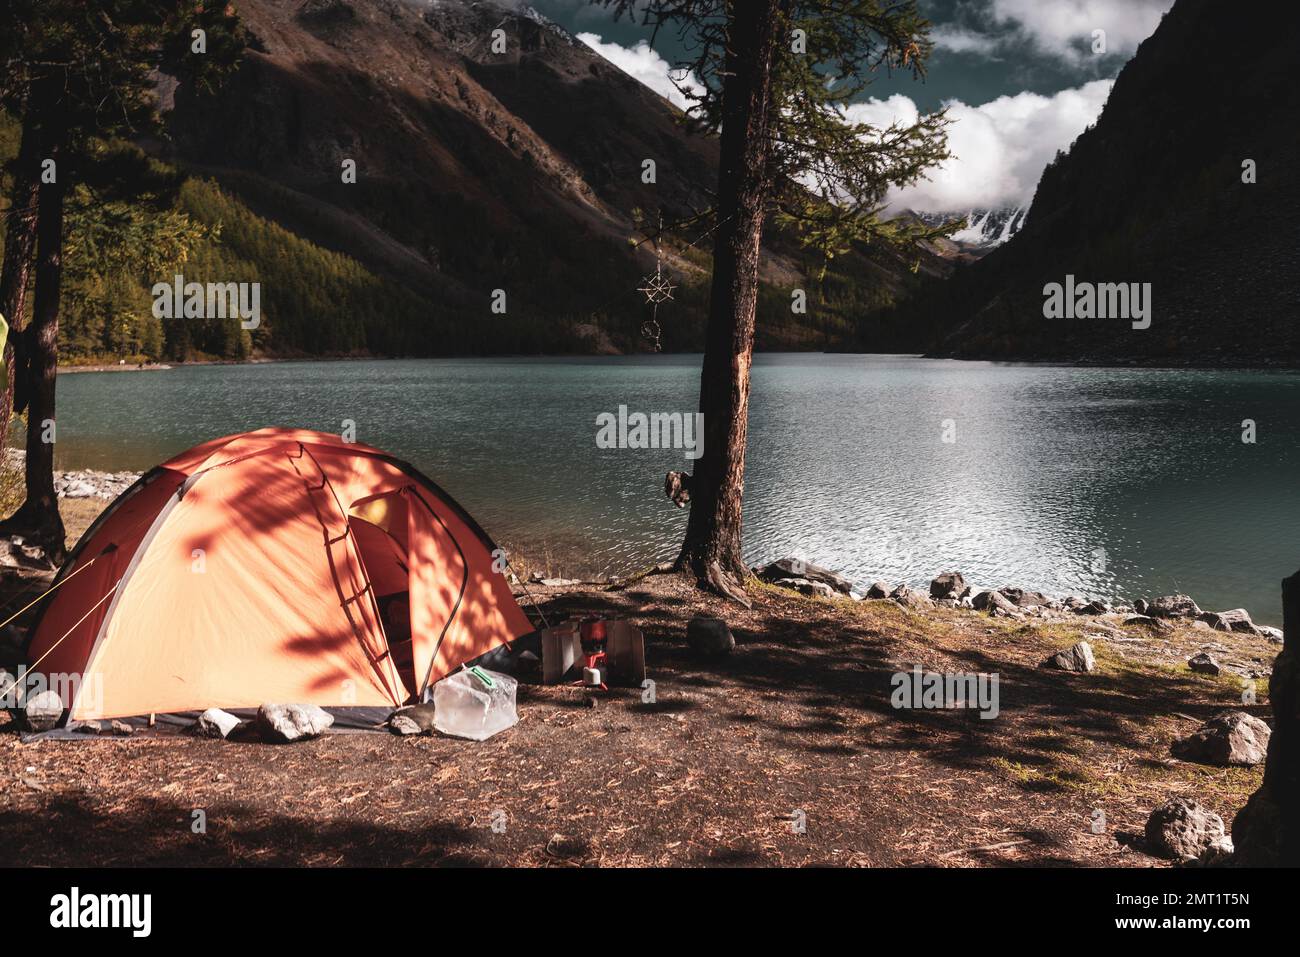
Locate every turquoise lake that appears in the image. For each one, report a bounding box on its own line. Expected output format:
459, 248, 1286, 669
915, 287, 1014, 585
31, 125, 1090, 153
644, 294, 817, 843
44, 354, 1300, 624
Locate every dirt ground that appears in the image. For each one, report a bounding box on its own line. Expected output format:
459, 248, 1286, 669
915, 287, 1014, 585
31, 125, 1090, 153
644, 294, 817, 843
0, 562, 1275, 868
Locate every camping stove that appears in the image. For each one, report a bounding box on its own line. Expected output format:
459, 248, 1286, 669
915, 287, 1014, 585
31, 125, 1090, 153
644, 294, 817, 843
576, 619, 609, 691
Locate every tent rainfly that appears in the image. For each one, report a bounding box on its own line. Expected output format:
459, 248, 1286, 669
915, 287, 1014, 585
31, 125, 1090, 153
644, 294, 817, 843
24, 428, 533, 724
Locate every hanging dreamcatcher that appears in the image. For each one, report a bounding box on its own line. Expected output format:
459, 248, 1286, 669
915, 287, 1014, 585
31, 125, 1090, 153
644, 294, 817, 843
637, 219, 676, 352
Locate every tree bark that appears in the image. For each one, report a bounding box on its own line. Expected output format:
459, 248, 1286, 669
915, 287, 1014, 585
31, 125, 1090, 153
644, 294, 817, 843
1233, 569, 1300, 865
0, 98, 43, 464
675, 0, 787, 605
0, 133, 67, 561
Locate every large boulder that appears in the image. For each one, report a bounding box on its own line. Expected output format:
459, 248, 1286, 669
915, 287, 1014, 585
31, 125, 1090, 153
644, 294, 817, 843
755, 558, 853, 596
890, 585, 933, 610
1041, 641, 1096, 673
1172, 711, 1271, 766
972, 589, 1020, 617
864, 581, 894, 600
1145, 799, 1228, 862
22, 690, 64, 732
193, 708, 242, 739
772, 577, 836, 599
999, 587, 1052, 608
255, 703, 334, 743
1148, 594, 1202, 619
929, 572, 970, 600
1198, 608, 1259, 634
686, 616, 734, 657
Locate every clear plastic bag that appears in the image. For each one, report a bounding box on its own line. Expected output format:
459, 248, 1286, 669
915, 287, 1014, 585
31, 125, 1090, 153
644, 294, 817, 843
432, 667, 518, 741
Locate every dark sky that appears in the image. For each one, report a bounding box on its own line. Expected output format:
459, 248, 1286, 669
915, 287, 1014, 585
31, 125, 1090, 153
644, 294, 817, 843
526, 1, 1173, 211
530, 0, 1170, 111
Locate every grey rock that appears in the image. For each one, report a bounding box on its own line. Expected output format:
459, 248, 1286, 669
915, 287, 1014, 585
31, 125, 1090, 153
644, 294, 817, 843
256, 703, 334, 743
1134, 598, 1150, 615
1148, 594, 1202, 619
686, 617, 734, 657
998, 587, 1052, 607
1187, 652, 1222, 677
1077, 599, 1111, 615
1257, 625, 1283, 643
772, 577, 836, 598
1041, 641, 1096, 673
1196, 835, 1235, 867
1198, 608, 1259, 635
1172, 711, 1271, 766
389, 703, 436, 735
1124, 614, 1173, 631
71, 719, 131, 735
389, 714, 422, 736
23, 690, 64, 732
755, 558, 853, 595
890, 585, 933, 610
1145, 799, 1227, 862
977, 587, 1024, 616
929, 572, 970, 601
864, 581, 893, 600
194, 708, 241, 739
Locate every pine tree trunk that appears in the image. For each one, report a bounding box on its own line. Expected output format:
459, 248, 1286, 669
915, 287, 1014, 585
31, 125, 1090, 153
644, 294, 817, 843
0, 134, 67, 561
0, 100, 42, 467
1233, 569, 1300, 865
675, 0, 786, 605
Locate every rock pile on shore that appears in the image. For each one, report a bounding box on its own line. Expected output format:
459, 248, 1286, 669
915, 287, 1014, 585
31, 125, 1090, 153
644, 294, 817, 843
4, 449, 141, 501
751, 558, 1285, 659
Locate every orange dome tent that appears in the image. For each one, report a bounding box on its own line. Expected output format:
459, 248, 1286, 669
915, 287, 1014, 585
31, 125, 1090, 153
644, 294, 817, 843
24, 428, 534, 725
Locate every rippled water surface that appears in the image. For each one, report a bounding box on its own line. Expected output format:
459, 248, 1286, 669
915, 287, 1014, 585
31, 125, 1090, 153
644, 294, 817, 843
47, 355, 1300, 623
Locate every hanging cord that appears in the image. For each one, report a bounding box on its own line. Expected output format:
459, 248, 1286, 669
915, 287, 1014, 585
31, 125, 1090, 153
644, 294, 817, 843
0, 579, 120, 705
506, 566, 551, 631
0, 552, 104, 632
579, 209, 739, 348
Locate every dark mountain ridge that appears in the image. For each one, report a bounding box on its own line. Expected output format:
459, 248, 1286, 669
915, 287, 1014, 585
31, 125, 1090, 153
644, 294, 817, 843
905, 0, 1300, 365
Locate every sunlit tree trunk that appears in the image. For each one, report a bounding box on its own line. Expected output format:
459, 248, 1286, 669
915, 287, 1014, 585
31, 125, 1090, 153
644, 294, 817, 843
675, 0, 787, 604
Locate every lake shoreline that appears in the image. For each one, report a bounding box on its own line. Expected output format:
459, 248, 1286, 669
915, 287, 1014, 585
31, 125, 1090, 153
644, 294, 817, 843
57, 352, 1300, 374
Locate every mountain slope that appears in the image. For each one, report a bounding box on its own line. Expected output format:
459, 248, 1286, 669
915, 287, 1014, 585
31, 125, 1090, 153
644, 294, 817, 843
154, 0, 949, 355
912, 0, 1300, 364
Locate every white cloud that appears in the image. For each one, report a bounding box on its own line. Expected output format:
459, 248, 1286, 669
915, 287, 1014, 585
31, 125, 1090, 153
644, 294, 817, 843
944, 0, 1172, 61
576, 29, 1115, 214
843, 79, 1114, 212
992, 0, 1171, 57
931, 25, 1001, 56
576, 33, 702, 110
